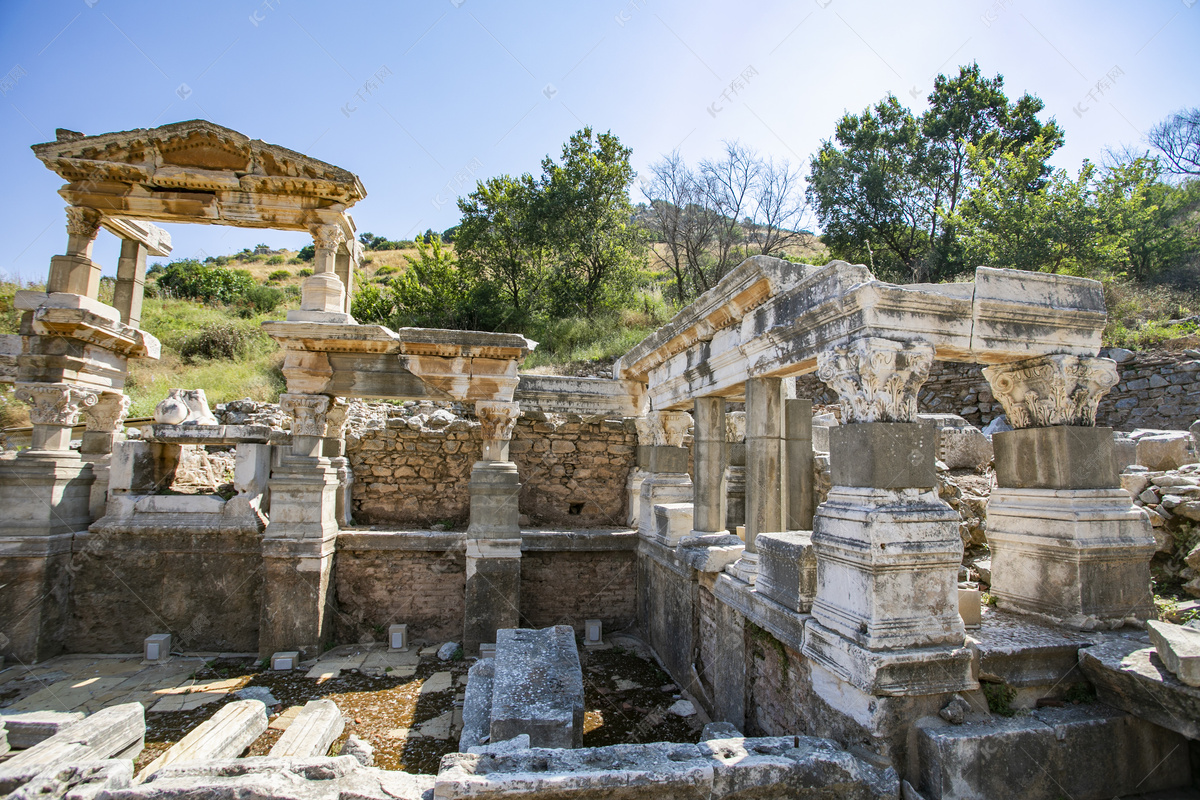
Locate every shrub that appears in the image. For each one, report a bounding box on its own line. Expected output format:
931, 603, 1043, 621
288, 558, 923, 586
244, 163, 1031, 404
153, 260, 255, 304
375, 264, 398, 276
266, 255, 285, 265
179, 323, 257, 362
268, 269, 290, 281
297, 267, 314, 277
241, 285, 286, 314
297, 245, 315, 262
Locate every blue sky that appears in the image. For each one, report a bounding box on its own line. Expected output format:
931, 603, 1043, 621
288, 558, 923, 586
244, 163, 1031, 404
1, 0, 1197, 280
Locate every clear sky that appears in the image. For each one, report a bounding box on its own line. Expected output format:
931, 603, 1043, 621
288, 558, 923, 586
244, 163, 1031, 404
1, 0, 1197, 280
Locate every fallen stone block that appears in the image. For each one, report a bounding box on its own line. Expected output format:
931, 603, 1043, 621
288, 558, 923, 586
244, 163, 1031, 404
109, 756, 432, 800
1147, 620, 1200, 687
269, 699, 344, 758
936, 426, 993, 471
755, 531, 817, 613
701, 736, 898, 800
700, 722, 742, 741
135, 699, 267, 782
1136, 431, 1197, 471
0, 702, 145, 795
467, 733, 530, 755
915, 703, 1189, 800
8, 760, 132, 800
341, 735, 374, 767
458, 657, 494, 752
0, 710, 86, 749
491, 626, 584, 749
1079, 638, 1200, 740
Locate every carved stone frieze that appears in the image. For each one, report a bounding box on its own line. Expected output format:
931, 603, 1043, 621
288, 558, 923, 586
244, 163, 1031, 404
280, 393, 332, 438
982, 354, 1119, 428
816, 337, 934, 423
15, 382, 100, 427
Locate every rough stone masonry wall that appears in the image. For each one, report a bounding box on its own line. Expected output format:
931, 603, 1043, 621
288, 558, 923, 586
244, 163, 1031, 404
346, 411, 637, 528
794, 348, 1200, 431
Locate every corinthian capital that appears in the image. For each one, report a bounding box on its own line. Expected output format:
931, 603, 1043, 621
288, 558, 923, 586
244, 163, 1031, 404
647, 410, 693, 447
311, 224, 346, 252
65, 206, 102, 239
725, 411, 747, 443
982, 354, 1118, 428
83, 392, 131, 433
280, 393, 332, 437
476, 401, 520, 442
15, 382, 100, 427
816, 337, 934, 423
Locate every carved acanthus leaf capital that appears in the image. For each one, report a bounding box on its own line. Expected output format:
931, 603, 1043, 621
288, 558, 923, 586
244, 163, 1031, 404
647, 410, 693, 447
280, 393, 332, 437
311, 224, 346, 252
83, 393, 131, 433
325, 398, 349, 439
725, 411, 747, 443
16, 382, 100, 427
816, 337, 934, 423
65, 206, 101, 239
476, 401, 520, 442
982, 354, 1118, 428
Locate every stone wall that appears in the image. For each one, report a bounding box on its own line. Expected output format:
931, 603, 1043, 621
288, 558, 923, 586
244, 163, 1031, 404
794, 348, 1200, 431
346, 412, 637, 528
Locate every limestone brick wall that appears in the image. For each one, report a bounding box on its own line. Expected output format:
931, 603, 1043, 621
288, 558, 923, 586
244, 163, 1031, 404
346, 412, 638, 528
743, 623, 810, 737
519, 550, 637, 631
794, 349, 1200, 431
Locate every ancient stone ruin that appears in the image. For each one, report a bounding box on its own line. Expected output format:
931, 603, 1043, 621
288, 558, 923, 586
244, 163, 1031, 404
1, 120, 1198, 800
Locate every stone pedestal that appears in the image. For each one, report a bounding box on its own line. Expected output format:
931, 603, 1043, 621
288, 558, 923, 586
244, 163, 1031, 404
0, 450, 95, 662
784, 398, 814, 531
258, 453, 341, 658
465, 460, 522, 654
637, 450, 693, 537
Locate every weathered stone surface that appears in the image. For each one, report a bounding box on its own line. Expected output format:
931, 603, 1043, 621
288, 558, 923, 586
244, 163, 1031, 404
8, 760, 132, 800
0, 710, 85, 749
1146, 620, 1200, 687
915, 704, 1190, 800
755, 531, 817, 613
934, 425, 992, 471
1136, 430, 1196, 471
136, 699, 266, 781
491, 626, 584, 749
992, 427, 1118, 490
341, 735, 374, 767
701, 736, 899, 800
269, 699, 344, 758
0, 702, 144, 794
1078, 637, 1200, 740
828, 423, 937, 489
458, 658, 495, 752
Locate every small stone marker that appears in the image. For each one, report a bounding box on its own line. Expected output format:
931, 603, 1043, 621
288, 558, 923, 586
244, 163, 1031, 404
389, 624, 408, 652
0, 711, 85, 750
490, 626, 584, 749
584, 619, 603, 648
958, 587, 982, 629
1147, 620, 1200, 687
135, 699, 267, 783
341, 734, 374, 767
143, 634, 171, 664
271, 651, 299, 671
269, 699, 344, 758
0, 703, 145, 795
479, 642, 496, 659
668, 699, 696, 717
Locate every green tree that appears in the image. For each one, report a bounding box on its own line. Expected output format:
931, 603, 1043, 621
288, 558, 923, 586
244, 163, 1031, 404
1096, 157, 1196, 281
391, 235, 473, 329
456, 173, 547, 318
540, 127, 646, 315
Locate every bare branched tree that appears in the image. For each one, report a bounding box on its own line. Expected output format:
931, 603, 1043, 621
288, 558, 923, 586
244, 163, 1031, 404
1149, 108, 1200, 177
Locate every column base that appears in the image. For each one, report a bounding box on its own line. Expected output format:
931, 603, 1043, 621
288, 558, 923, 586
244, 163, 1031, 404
802, 618, 975, 696
811, 486, 964, 650
637, 471, 693, 538
259, 536, 337, 659
987, 488, 1156, 628
464, 538, 521, 655
725, 551, 759, 585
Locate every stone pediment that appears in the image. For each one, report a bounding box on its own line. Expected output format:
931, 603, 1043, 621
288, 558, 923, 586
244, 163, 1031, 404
32, 120, 366, 231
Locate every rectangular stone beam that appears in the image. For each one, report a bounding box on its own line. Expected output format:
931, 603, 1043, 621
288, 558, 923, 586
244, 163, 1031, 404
268, 699, 344, 758
0, 703, 144, 795
135, 699, 267, 782
100, 217, 172, 257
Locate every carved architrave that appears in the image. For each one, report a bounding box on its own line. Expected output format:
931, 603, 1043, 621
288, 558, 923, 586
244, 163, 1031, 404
725, 410, 747, 443
280, 393, 332, 437
815, 337, 934, 423
325, 398, 349, 439
65, 206, 101, 239
15, 382, 100, 427
83, 392, 131, 433
311, 224, 346, 252
648, 410, 693, 447
475, 401, 520, 442
982, 354, 1119, 428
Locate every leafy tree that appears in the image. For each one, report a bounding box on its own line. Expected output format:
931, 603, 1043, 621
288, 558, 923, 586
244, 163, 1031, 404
391, 235, 473, 328
456, 173, 547, 317
297, 245, 315, 262
1096, 157, 1196, 280
540, 127, 646, 316
807, 63, 1061, 282
153, 259, 255, 304
350, 282, 395, 324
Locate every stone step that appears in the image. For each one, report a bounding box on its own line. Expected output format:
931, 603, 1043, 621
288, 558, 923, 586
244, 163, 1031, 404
268, 699, 344, 758
135, 699, 266, 782
0, 703, 145, 795
0, 710, 86, 749
915, 703, 1190, 800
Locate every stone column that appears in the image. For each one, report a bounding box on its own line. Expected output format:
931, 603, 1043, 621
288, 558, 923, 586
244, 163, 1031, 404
112, 239, 148, 327
636, 410, 694, 539
259, 393, 341, 658
335, 238, 360, 317
784, 398, 814, 531
725, 411, 746, 530
983, 354, 1155, 627
464, 400, 523, 654
0, 382, 100, 662
80, 392, 131, 522
626, 416, 653, 527
321, 398, 354, 528
691, 397, 727, 536
294, 225, 352, 323
730, 377, 786, 583
48, 207, 102, 298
